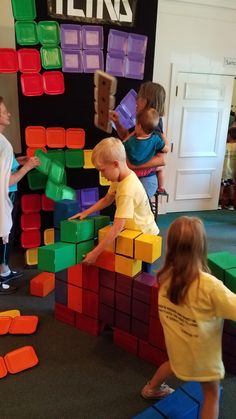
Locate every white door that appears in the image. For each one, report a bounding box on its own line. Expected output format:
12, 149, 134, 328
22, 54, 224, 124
166, 72, 234, 212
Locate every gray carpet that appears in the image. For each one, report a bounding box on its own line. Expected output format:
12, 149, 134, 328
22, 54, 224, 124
0, 210, 236, 419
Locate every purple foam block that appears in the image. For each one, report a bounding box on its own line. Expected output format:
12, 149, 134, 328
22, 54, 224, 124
115, 311, 131, 333
133, 272, 157, 304
115, 273, 133, 296
82, 25, 104, 49
127, 33, 147, 59
82, 49, 104, 73
99, 269, 116, 289
80, 187, 99, 206
120, 88, 137, 119
99, 287, 115, 307
60, 24, 82, 50
112, 104, 134, 130
124, 56, 145, 80
116, 292, 131, 315
132, 299, 150, 324
106, 53, 125, 77
108, 29, 128, 56
62, 49, 83, 73
132, 318, 149, 340
99, 303, 114, 326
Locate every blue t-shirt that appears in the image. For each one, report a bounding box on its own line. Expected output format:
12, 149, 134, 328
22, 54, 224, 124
124, 132, 165, 166
9, 156, 20, 192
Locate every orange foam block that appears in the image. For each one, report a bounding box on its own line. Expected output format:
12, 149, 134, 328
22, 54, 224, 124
4, 346, 39, 374
30, 272, 55, 297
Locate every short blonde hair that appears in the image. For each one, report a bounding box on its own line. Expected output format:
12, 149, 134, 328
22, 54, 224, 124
92, 137, 126, 168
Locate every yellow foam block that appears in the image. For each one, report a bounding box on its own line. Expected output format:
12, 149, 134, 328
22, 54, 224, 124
0, 309, 21, 317
44, 228, 55, 245
25, 248, 38, 265
99, 172, 111, 186
135, 234, 162, 263
98, 225, 115, 252
83, 150, 95, 169
115, 254, 142, 277
116, 229, 142, 257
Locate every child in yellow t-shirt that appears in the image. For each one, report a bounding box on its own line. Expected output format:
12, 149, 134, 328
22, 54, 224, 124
141, 216, 236, 419
69, 137, 159, 265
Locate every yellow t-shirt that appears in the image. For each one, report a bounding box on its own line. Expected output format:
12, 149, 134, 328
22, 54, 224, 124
108, 171, 159, 235
222, 143, 236, 179
158, 271, 236, 381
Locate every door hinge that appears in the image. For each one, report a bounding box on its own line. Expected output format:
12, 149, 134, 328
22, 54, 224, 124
175, 85, 178, 96
171, 143, 174, 152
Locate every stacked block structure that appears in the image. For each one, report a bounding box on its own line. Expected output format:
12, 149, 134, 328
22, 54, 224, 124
208, 251, 236, 374
36, 200, 167, 367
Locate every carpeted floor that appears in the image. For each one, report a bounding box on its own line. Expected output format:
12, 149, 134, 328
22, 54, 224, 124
0, 210, 236, 419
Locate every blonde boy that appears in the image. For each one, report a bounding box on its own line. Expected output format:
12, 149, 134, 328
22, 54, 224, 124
70, 137, 159, 264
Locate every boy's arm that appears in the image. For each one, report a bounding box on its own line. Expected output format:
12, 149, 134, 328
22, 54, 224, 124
9, 156, 40, 186
82, 217, 126, 264
69, 193, 115, 220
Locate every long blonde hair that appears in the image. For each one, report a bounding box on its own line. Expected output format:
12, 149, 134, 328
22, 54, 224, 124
158, 216, 210, 305
137, 82, 166, 116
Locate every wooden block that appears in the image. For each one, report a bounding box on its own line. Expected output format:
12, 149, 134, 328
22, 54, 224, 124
94, 70, 117, 133
135, 234, 162, 263
30, 272, 55, 297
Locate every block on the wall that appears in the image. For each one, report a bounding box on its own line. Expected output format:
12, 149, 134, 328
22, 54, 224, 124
61, 219, 94, 243
53, 200, 81, 229
98, 225, 115, 252
134, 234, 162, 263
115, 254, 142, 277
38, 242, 76, 272
116, 229, 142, 258
225, 268, 236, 293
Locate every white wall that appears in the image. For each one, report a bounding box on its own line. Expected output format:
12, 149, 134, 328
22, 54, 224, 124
153, 0, 236, 126
0, 0, 21, 152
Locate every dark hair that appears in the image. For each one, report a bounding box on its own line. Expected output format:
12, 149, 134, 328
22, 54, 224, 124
137, 108, 159, 134
158, 216, 210, 305
137, 82, 166, 116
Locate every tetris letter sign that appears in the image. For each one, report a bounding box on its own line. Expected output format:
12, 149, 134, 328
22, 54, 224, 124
47, 0, 137, 26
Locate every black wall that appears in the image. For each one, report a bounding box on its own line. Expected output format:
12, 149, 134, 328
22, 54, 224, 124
17, 0, 159, 194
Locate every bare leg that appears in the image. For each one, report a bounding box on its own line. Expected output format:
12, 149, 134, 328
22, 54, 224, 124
141, 361, 174, 399
156, 167, 165, 191
149, 361, 173, 389
200, 381, 220, 419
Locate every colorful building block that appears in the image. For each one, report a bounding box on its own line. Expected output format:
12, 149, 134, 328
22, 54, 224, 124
53, 199, 81, 228
93, 215, 110, 237
207, 251, 236, 282
116, 229, 142, 258
38, 242, 76, 272
115, 254, 142, 277
98, 225, 115, 252
30, 272, 55, 297
135, 234, 162, 263
60, 219, 94, 243
76, 240, 94, 263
